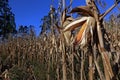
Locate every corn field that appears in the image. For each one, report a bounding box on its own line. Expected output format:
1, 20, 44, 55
0, 0, 120, 80
0, 21, 120, 80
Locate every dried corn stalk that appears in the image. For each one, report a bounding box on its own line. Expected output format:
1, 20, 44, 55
62, 0, 120, 79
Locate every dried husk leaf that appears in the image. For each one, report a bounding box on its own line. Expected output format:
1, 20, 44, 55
74, 21, 87, 45
63, 17, 88, 32
63, 19, 73, 45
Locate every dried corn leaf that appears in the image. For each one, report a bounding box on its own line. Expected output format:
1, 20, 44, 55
70, 6, 94, 16
86, 0, 91, 5
61, 10, 66, 24
98, 45, 114, 79
103, 51, 114, 78
61, 8, 73, 24
66, 17, 74, 21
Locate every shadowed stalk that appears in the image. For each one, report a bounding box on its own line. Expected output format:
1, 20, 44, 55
80, 51, 84, 80
94, 60, 105, 80
59, 31, 67, 80
47, 56, 50, 80
88, 54, 93, 80
71, 46, 75, 80
56, 64, 60, 80
61, 36, 67, 80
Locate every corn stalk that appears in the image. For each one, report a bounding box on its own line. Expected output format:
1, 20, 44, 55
62, 0, 120, 80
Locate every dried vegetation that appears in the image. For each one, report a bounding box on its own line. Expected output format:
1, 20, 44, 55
0, 0, 120, 80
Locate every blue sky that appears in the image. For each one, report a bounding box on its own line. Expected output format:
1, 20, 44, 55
9, 0, 118, 35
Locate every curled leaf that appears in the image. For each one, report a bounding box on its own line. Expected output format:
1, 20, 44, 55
70, 6, 94, 16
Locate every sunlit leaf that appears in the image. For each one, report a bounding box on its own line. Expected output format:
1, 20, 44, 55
63, 17, 88, 32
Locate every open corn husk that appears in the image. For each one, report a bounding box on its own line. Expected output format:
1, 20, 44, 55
63, 16, 95, 47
